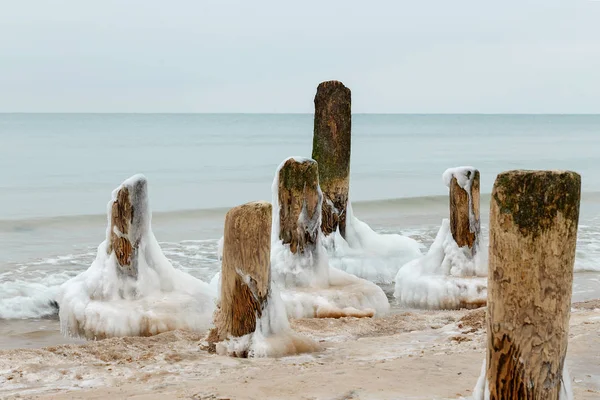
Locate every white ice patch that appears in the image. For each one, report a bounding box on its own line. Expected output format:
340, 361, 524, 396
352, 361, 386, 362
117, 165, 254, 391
217, 236, 224, 261
269, 157, 390, 319
209, 271, 221, 301
443, 166, 476, 189
472, 358, 574, 400
216, 285, 319, 358
323, 202, 423, 284
56, 175, 217, 339
394, 219, 487, 309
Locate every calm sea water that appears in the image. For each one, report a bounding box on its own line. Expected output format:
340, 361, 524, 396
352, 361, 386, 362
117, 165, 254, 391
1, 114, 599, 347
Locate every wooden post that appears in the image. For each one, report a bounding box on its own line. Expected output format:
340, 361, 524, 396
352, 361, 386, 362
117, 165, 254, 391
208, 201, 272, 349
486, 170, 580, 399
107, 175, 148, 279
278, 158, 321, 254
449, 168, 480, 253
312, 80, 351, 238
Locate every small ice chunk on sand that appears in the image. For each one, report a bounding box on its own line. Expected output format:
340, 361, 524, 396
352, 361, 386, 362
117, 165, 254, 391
57, 175, 216, 339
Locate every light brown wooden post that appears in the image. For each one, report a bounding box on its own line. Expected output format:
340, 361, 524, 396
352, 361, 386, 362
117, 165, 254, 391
312, 80, 351, 238
486, 170, 580, 399
107, 176, 148, 279
278, 158, 321, 255
208, 201, 272, 354
449, 169, 480, 254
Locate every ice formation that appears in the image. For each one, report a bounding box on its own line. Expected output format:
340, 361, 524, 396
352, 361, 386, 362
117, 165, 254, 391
473, 359, 573, 400
270, 157, 390, 319
216, 285, 320, 358
394, 167, 486, 309
322, 202, 423, 284
443, 166, 480, 240
393, 219, 486, 309
216, 236, 224, 261
57, 175, 217, 339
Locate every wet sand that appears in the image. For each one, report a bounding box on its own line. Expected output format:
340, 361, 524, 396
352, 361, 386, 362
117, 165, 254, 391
1, 301, 598, 400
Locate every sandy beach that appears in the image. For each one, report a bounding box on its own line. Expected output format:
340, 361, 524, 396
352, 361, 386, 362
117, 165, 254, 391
1, 300, 598, 400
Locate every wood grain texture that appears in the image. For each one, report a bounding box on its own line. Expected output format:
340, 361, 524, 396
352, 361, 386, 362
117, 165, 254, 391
449, 170, 480, 253
278, 158, 321, 255
486, 170, 580, 400
210, 201, 272, 350
312, 80, 351, 238
106, 178, 148, 279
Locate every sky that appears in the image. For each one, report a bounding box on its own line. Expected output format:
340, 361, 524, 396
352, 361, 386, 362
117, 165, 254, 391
1, 0, 599, 113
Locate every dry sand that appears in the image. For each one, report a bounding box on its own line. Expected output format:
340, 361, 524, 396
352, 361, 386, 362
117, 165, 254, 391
1, 302, 598, 400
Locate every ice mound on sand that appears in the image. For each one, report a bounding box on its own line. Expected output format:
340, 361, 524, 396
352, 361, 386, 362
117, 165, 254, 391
394, 219, 486, 309
216, 286, 320, 358
57, 175, 216, 339
393, 167, 487, 309
322, 202, 422, 284
271, 157, 390, 319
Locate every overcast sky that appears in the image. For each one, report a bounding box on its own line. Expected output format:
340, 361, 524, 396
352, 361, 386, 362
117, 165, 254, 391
1, 1, 599, 113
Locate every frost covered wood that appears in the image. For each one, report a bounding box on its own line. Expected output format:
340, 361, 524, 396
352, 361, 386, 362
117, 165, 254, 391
394, 167, 486, 309
57, 175, 216, 339
209, 201, 272, 344
443, 166, 480, 253
271, 157, 389, 319
107, 178, 147, 279
208, 201, 319, 358
476, 170, 580, 400
312, 80, 351, 238
277, 158, 320, 254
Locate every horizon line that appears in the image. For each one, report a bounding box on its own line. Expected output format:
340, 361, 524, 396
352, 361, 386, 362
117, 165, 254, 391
1, 112, 600, 116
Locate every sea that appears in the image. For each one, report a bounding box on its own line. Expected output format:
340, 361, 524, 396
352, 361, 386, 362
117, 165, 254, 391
1, 114, 599, 349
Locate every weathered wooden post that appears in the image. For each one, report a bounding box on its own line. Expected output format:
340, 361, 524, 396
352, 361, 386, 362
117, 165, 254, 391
311, 80, 351, 238
485, 170, 580, 399
445, 167, 480, 254
208, 201, 272, 349
107, 175, 148, 279
278, 157, 321, 254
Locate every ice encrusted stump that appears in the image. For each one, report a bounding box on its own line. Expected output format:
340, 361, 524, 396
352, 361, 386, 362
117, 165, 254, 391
208, 201, 319, 358
312, 80, 352, 238
393, 167, 487, 309
57, 175, 216, 339
271, 157, 389, 318
443, 166, 481, 253
474, 170, 580, 400
311, 81, 421, 283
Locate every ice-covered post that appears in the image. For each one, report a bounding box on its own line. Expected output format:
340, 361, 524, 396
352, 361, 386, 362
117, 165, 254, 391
484, 170, 580, 399
107, 175, 149, 279
209, 201, 272, 346
312, 80, 351, 238
278, 158, 321, 254
444, 167, 480, 255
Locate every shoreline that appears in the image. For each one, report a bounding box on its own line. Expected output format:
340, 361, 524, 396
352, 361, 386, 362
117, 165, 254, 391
1, 300, 598, 399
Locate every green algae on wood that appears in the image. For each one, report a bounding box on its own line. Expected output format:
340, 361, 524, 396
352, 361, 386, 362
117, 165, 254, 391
311, 80, 351, 238
277, 158, 321, 255
485, 169, 580, 400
